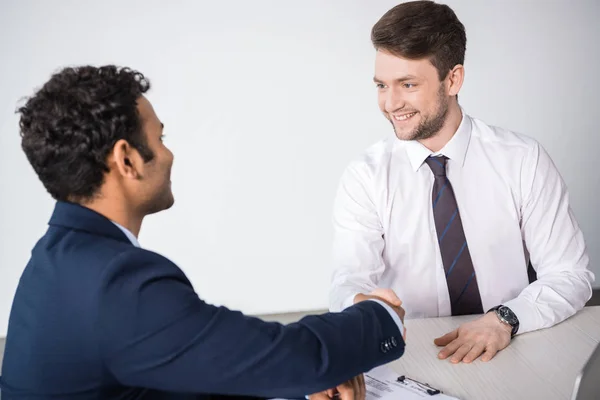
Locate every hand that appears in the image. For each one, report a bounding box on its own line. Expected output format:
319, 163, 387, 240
434, 312, 512, 363
354, 288, 402, 307
309, 374, 365, 400
354, 288, 406, 339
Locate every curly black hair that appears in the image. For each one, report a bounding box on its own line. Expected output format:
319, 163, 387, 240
17, 65, 154, 203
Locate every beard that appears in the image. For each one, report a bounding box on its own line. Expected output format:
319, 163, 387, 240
392, 84, 449, 141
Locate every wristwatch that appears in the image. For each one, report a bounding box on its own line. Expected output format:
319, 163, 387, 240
488, 305, 519, 337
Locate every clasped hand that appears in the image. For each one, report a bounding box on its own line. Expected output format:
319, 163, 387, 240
309, 289, 407, 400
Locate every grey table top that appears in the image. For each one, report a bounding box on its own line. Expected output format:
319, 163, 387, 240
389, 306, 600, 400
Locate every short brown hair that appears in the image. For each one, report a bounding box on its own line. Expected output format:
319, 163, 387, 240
371, 1, 466, 81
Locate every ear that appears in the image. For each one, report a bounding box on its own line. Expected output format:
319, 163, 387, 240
447, 64, 465, 97
109, 139, 144, 179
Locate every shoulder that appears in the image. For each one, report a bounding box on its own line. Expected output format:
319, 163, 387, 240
102, 246, 189, 285
352, 137, 396, 168
465, 114, 554, 180
466, 114, 560, 178
340, 137, 397, 183
468, 114, 541, 154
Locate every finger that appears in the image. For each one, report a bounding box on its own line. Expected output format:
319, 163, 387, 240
438, 337, 464, 359
434, 329, 458, 346
308, 392, 330, 400
371, 288, 402, 306
352, 376, 360, 400
450, 343, 473, 364
337, 379, 356, 400
481, 346, 499, 362
357, 374, 366, 400
327, 388, 338, 398
393, 306, 406, 325
463, 342, 486, 363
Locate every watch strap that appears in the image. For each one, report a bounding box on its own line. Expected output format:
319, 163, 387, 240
487, 305, 519, 336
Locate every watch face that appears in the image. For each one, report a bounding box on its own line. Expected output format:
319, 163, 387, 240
499, 307, 517, 325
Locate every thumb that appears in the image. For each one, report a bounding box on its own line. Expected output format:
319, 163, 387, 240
370, 288, 402, 307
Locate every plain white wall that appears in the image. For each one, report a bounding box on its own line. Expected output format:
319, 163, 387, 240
0, 0, 598, 337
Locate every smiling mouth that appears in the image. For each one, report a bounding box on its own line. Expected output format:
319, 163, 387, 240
392, 112, 417, 121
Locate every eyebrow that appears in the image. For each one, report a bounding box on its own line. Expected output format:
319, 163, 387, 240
373, 75, 419, 84
160, 122, 164, 130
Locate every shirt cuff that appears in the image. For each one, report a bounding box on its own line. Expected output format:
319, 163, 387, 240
342, 292, 359, 310
501, 296, 542, 335
365, 299, 404, 337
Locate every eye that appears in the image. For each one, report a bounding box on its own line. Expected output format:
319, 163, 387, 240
376, 83, 386, 89
160, 135, 166, 142
403, 83, 416, 89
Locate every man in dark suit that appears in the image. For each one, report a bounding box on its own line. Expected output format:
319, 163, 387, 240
0, 65, 406, 400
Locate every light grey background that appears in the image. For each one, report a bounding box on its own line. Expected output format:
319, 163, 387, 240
0, 0, 598, 337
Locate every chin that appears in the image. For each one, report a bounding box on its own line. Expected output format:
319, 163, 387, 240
145, 194, 175, 216
393, 128, 419, 141
161, 193, 175, 211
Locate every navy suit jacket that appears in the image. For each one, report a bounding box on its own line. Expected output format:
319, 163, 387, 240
0, 201, 404, 399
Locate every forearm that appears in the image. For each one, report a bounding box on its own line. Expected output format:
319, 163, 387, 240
503, 267, 593, 334
108, 302, 404, 399
329, 280, 378, 312
330, 162, 386, 312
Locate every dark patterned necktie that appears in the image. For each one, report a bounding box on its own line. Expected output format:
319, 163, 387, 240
425, 156, 484, 315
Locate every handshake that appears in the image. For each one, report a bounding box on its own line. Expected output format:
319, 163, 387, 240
309, 288, 406, 400
353, 288, 407, 340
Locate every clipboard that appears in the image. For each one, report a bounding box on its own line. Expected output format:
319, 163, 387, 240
364, 365, 460, 399
394, 375, 445, 396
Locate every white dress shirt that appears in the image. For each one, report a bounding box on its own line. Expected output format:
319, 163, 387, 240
329, 110, 595, 335
112, 221, 140, 248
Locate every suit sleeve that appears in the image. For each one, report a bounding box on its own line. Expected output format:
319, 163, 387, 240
97, 250, 404, 399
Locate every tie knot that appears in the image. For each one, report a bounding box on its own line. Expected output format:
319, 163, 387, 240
425, 156, 448, 176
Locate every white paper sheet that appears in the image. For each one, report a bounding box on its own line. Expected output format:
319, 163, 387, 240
270, 365, 459, 400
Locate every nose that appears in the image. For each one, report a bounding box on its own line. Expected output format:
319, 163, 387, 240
384, 87, 405, 114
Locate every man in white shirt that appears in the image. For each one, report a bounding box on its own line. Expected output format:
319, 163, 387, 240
329, 0, 595, 364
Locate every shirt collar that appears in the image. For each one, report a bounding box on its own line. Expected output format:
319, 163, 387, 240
111, 222, 141, 247
401, 109, 473, 172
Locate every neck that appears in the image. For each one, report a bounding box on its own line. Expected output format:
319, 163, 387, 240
82, 195, 143, 238
418, 101, 463, 153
